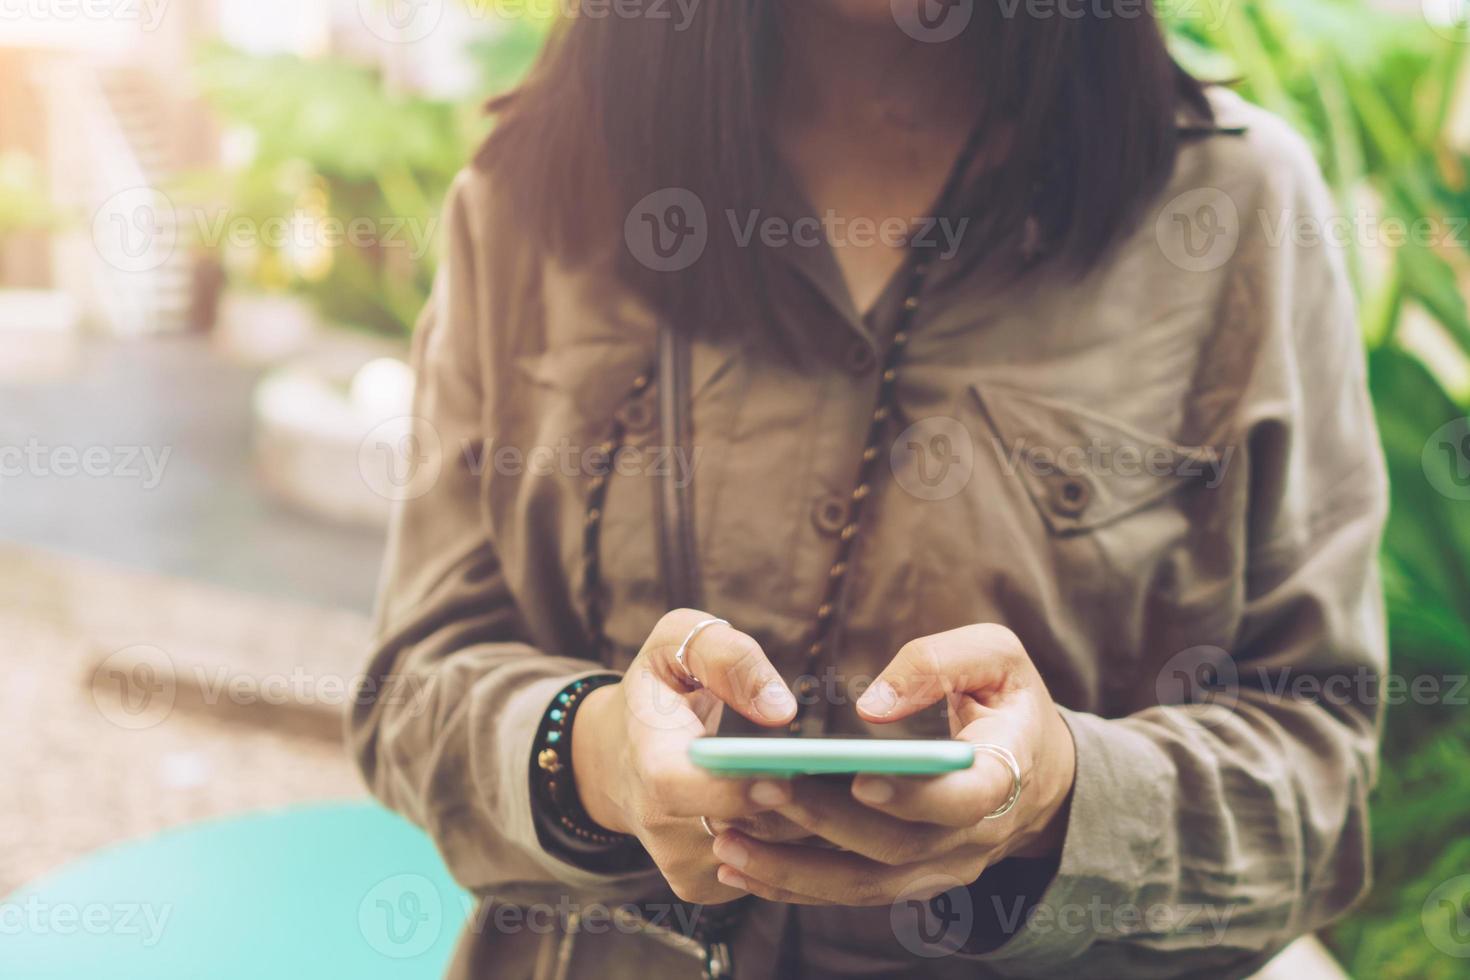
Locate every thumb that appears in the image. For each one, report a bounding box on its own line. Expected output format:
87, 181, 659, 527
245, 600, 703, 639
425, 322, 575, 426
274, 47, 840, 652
856, 623, 1027, 723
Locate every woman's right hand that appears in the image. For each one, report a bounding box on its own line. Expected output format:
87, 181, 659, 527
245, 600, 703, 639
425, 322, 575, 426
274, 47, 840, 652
571, 609, 801, 904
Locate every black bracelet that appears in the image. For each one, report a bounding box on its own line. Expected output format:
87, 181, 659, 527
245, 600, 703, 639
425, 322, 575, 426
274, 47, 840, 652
532, 674, 637, 850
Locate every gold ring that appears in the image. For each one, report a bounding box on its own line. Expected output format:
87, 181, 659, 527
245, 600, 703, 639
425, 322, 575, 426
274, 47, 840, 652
975, 743, 1022, 820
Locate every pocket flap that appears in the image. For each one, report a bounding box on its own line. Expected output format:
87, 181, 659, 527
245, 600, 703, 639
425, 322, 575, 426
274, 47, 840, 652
970, 383, 1225, 534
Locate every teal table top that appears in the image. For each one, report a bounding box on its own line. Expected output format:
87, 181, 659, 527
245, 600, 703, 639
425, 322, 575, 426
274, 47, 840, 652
1, 803, 472, 979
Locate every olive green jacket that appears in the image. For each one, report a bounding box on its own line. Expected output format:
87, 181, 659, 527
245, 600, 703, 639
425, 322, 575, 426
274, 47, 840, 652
349, 89, 1387, 979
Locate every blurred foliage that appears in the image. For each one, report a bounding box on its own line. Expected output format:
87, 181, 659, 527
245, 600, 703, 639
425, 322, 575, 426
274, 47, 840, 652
0, 150, 55, 236
188, 16, 547, 336
1170, 1, 1470, 975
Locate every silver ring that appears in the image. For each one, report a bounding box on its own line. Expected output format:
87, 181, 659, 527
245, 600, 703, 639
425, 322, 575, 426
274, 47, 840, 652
700, 816, 717, 838
975, 743, 1022, 820
673, 617, 728, 689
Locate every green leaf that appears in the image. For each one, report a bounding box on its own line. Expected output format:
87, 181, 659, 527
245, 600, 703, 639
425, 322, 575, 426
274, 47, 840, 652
1370, 347, 1470, 672
1395, 238, 1470, 358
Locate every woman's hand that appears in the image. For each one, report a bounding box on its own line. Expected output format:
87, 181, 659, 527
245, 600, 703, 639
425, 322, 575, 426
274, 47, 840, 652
710, 623, 1077, 906
571, 608, 806, 904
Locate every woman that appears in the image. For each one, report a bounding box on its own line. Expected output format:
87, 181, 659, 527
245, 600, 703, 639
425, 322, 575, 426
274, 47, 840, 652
350, 1, 1387, 977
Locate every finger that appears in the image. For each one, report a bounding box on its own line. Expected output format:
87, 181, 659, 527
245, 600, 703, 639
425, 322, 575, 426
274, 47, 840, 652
773, 778, 954, 865
707, 811, 816, 844
651, 609, 796, 726
715, 865, 834, 906
704, 884, 752, 906
711, 831, 936, 907
856, 623, 1030, 723
637, 742, 793, 820
665, 857, 750, 907
851, 715, 1026, 828
621, 656, 711, 740
620, 660, 794, 821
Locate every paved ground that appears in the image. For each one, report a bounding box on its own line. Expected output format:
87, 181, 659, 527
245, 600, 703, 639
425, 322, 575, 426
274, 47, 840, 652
1, 544, 369, 895
0, 333, 385, 892
0, 334, 385, 612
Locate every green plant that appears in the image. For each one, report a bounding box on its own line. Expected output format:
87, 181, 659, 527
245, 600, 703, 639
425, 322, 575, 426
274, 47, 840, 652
0, 150, 54, 236
187, 17, 546, 336
1170, 1, 1470, 974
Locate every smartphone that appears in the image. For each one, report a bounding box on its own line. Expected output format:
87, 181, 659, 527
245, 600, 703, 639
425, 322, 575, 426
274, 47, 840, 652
689, 737, 973, 778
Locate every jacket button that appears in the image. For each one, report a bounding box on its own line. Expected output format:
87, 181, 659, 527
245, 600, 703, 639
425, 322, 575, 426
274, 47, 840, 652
615, 397, 654, 433
845, 342, 876, 374
812, 494, 848, 536
1050, 475, 1092, 516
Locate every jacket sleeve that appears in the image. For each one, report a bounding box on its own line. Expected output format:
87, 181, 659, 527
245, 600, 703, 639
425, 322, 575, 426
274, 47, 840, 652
968, 126, 1388, 976
347, 171, 661, 901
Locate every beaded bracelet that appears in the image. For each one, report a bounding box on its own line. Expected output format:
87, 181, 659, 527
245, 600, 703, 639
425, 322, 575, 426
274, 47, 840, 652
532, 674, 637, 849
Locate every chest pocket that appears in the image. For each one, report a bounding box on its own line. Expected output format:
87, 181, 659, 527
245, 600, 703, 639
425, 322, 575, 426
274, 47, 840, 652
947, 382, 1233, 711
968, 383, 1223, 536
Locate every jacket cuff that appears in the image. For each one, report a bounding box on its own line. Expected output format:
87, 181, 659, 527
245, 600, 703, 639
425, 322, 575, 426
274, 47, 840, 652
962, 707, 1176, 973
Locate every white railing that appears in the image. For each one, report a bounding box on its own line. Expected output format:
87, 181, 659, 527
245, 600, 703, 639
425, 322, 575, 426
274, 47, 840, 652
35, 55, 186, 336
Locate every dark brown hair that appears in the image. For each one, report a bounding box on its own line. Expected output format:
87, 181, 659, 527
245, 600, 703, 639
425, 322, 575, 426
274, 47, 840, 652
478, 1, 1212, 332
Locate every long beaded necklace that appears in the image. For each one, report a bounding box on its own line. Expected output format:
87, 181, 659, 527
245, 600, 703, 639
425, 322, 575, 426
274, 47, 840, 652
570, 126, 994, 979
579, 129, 989, 729
578, 125, 1240, 705
580, 370, 653, 658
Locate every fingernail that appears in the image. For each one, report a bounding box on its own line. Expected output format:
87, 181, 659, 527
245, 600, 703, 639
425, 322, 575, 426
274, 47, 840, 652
714, 835, 750, 870
755, 680, 797, 720
857, 679, 898, 716
716, 866, 747, 890
749, 779, 789, 807
853, 778, 894, 804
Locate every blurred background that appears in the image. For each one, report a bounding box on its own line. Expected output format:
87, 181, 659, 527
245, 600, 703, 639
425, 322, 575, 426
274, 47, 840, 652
1, 1, 1469, 976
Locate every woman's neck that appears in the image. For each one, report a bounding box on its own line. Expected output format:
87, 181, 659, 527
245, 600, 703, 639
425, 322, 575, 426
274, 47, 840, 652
771, 5, 983, 141
765, 7, 989, 318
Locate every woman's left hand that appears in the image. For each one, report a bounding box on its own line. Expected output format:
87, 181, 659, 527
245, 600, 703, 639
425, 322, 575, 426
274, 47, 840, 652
711, 624, 1077, 906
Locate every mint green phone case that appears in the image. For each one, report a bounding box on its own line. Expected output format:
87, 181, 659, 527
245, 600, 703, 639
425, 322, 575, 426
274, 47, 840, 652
689, 737, 974, 777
